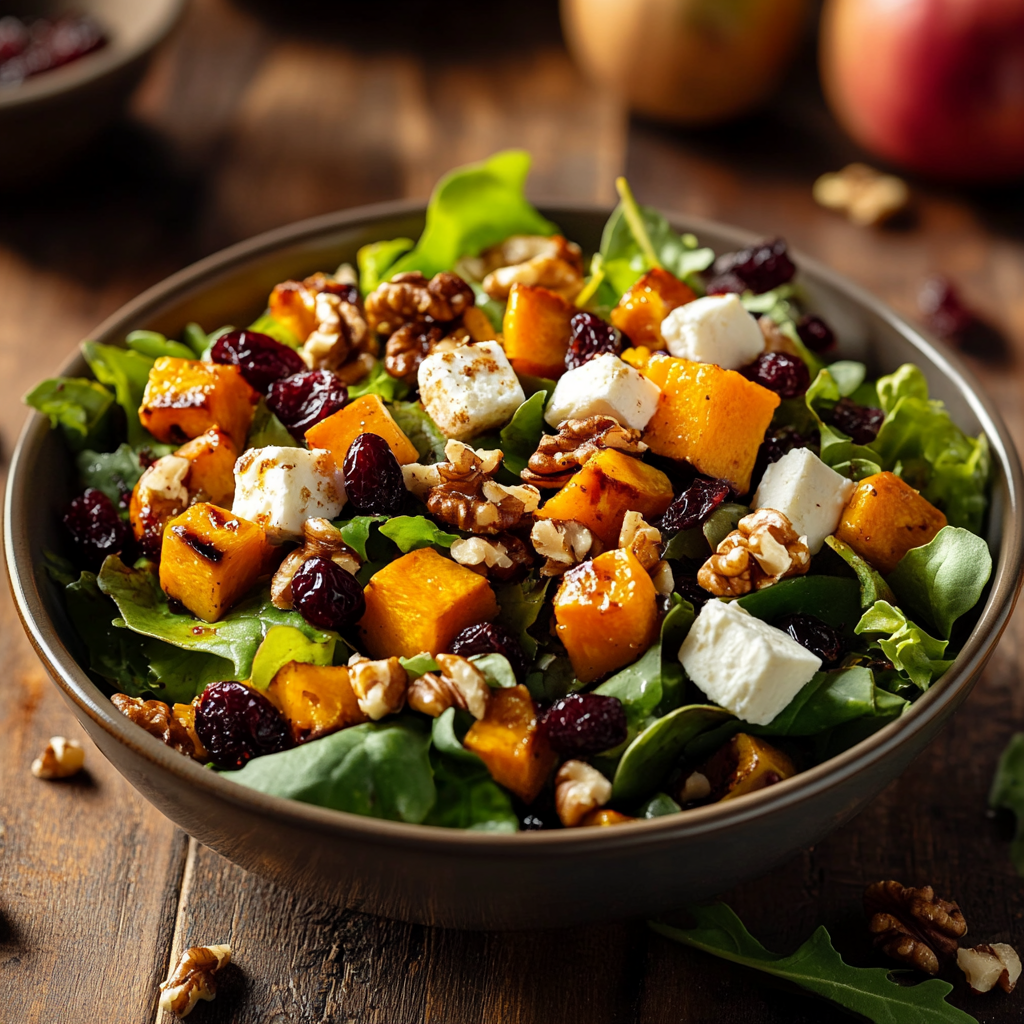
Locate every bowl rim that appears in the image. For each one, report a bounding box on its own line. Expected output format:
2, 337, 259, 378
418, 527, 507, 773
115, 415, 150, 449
7, 197, 1023, 856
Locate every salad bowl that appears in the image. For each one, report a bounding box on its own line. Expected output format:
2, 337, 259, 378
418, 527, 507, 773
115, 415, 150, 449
7, 200, 1023, 929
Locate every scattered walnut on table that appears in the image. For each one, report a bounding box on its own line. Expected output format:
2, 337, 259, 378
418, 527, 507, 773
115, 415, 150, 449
347, 655, 408, 720
530, 518, 595, 576
520, 415, 646, 489
697, 508, 810, 597
111, 694, 200, 759
31, 736, 85, 779
864, 880, 967, 975
365, 271, 474, 336
813, 163, 910, 227
158, 943, 232, 1018
957, 943, 1022, 994
271, 518, 361, 610
555, 760, 612, 827
407, 653, 490, 720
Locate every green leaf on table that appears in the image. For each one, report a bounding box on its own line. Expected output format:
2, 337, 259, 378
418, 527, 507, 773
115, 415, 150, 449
651, 903, 976, 1024
357, 237, 415, 295
423, 752, 518, 832
25, 377, 114, 453
470, 653, 518, 689
248, 312, 301, 349
224, 717, 436, 824
498, 390, 547, 475
378, 515, 458, 553
989, 732, 1024, 876
495, 577, 550, 660
824, 536, 896, 609
247, 398, 302, 449
387, 151, 557, 280
887, 526, 992, 639
855, 600, 951, 690
390, 400, 447, 461
250, 624, 336, 690
82, 341, 157, 448
125, 330, 194, 360
348, 360, 412, 403
75, 444, 146, 506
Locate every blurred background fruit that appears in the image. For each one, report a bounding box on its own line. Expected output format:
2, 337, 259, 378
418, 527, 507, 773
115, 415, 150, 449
560, 0, 810, 124
820, 0, 1024, 182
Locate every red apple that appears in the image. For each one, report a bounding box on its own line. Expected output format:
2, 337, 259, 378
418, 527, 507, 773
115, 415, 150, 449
820, 0, 1024, 181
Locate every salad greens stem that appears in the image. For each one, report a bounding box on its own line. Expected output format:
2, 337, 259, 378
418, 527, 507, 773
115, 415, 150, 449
615, 176, 663, 271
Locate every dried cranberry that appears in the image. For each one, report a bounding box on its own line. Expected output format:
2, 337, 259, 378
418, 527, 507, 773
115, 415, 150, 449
63, 488, 133, 566
195, 681, 292, 769
742, 351, 810, 399
776, 614, 844, 666
661, 477, 731, 533
450, 622, 529, 681
674, 574, 710, 610
542, 693, 627, 757
830, 397, 884, 445
291, 555, 366, 631
760, 426, 816, 466
565, 312, 623, 371
796, 314, 836, 353
706, 238, 796, 295
210, 329, 306, 394
343, 433, 406, 516
919, 275, 975, 340
267, 370, 348, 438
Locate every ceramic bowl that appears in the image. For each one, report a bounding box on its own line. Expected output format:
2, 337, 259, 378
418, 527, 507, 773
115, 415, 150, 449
7, 202, 1022, 929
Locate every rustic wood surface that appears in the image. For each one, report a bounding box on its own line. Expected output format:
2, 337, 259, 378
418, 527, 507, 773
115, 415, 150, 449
2, 1, 1023, 1021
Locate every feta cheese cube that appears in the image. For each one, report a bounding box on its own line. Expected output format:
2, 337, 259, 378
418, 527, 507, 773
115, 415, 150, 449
544, 353, 661, 431
232, 446, 346, 541
660, 293, 764, 370
679, 599, 821, 726
753, 447, 856, 554
417, 340, 526, 441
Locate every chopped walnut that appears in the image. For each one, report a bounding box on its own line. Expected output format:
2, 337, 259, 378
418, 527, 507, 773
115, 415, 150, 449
347, 655, 408, 720
521, 415, 646, 488
457, 235, 583, 302
365, 271, 474, 336
407, 653, 490, 720
300, 290, 372, 373
759, 316, 801, 357
139, 454, 191, 506
31, 736, 85, 779
384, 323, 445, 385
813, 163, 910, 227
697, 508, 810, 597
450, 533, 533, 582
958, 943, 1022, 995
864, 880, 967, 975
111, 694, 199, 759
159, 943, 232, 1018
530, 518, 595, 576
271, 518, 361, 609
555, 760, 612, 827
618, 510, 662, 571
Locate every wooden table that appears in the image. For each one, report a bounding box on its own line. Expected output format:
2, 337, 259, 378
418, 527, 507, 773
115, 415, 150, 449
3, 2, 1024, 1020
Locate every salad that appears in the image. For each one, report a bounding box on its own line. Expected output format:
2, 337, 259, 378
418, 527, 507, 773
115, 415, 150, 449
28, 150, 994, 833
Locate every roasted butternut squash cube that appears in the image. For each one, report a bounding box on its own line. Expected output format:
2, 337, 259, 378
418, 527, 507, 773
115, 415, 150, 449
304, 393, 419, 466
159, 503, 273, 622
536, 447, 674, 547
834, 471, 947, 574
359, 547, 499, 659
502, 283, 576, 379
268, 278, 317, 342
639, 356, 779, 494
610, 269, 696, 350
266, 662, 367, 742
553, 548, 659, 683
140, 357, 255, 448
463, 685, 556, 803
699, 733, 796, 803
580, 808, 634, 826
176, 427, 239, 505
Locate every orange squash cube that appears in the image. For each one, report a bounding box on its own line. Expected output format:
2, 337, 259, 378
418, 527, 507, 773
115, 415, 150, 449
159, 503, 273, 622
536, 447, 674, 547
464, 685, 557, 803
140, 357, 255, 448
639, 356, 780, 494
610, 269, 696, 350
359, 547, 499, 659
304, 393, 420, 466
268, 278, 317, 342
553, 548, 659, 683
266, 662, 368, 742
834, 471, 948, 574
580, 808, 634, 826
502, 283, 576, 379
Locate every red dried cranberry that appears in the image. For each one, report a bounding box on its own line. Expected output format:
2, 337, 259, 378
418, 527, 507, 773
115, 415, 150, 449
210, 329, 306, 394
796, 314, 836, 353
195, 681, 292, 769
63, 488, 133, 566
450, 622, 529, 681
760, 426, 816, 466
919, 275, 975, 340
706, 238, 796, 295
661, 477, 731, 533
291, 555, 366, 631
743, 351, 810, 399
267, 370, 348, 438
565, 312, 623, 371
342, 433, 406, 516
830, 397, 884, 445
775, 614, 844, 666
541, 693, 627, 757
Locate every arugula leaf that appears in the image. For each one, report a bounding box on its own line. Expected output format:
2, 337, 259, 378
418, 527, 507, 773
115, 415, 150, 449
470, 653, 518, 689
424, 752, 519, 832
378, 515, 458, 553
887, 526, 992, 638
250, 625, 336, 690
75, 444, 146, 505
651, 903, 976, 1024
388, 151, 557, 279
357, 238, 415, 295
824, 536, 896, 608
247, 399, 301, 449
348, 360, 412, 404
989, 733, 1024, 876
82, 341, 157, 448
390, 400, 447, 461
25, 377, 114, 453
855, 601, 951, 690
332, 515, 387, 560
248, 313, 301, 349
498, 391, 547, 475
494, 577, 549, 660
224, 718, 436, 824
125, 330, 194, 360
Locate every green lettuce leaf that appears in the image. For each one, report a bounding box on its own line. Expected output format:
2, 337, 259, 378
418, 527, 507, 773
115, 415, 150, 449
357, 237, 414, 295
989, 733, 1024, 876
805, 367, 883, 477
348, 360, 412, 404
125, 330, 194, 360
855, 600, 951, 690
75, 444, 146, 506
250, 625, 336, 690
82, 341, 157, 448
390, 400, 447, 461
378, 515, 458, 553
331, 515, 387, 560
470, 653, 518, 689
247, 399, 301, 449
25, 377, 114, 453
823, 536, 896, 608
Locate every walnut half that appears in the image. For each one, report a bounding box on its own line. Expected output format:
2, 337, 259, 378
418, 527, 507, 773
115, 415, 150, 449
555, 760, 612, 827
31, 736, 85, 779
347, 655, 408, 720
530, 518, 595, 576
159, 943, 232, 1018
111, 694, 202, 759
520, 415, 646, 489
407, 654, 490, 720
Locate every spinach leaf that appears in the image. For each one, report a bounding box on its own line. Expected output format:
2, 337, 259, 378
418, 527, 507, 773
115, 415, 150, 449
224, 718, 436, 824
388, 151, 557, 279
471, 653, 518, 689
348, 360, 412, 404
989, 733, 1024, 876
250, 625, 336, 690
737, 576, 861, 636
498, 391, 547, 475
248, 313, 301, 349
125, 330, 194, 360
390, 400, 447, 461
524, 653, 577, 702
431, 707, 482, 764
82, 341, 157, 448
824, 536, 896, 608
76, 444, 145, 506
703, 503, 749, 551
886, 526, 992, 639
855, 601, 951, 690
144, 643, 237, 704
424, 752, 519, 832
651, 903, 976, 1024
596, 644, 664, 731
378, 515, 458, 553
495, 577, 550, 660
247, 399, 301, 449
400, 652, 440, 677
357, 237, 415, 295
332, 515, 387, 560
25, 377, 114, 452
